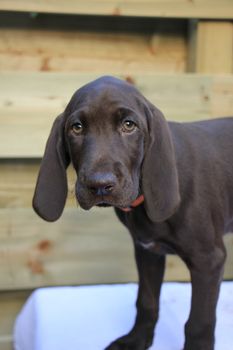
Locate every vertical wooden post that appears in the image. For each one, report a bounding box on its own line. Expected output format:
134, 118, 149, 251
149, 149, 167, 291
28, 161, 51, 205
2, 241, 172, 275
188, 20, 233, 74
187, 19, 198, 72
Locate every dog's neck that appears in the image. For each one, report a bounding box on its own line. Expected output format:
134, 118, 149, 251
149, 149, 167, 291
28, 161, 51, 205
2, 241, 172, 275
119, 195, 144, 212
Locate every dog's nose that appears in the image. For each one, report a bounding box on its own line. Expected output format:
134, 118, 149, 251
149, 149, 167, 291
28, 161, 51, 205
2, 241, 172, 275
87, 173, 117, 196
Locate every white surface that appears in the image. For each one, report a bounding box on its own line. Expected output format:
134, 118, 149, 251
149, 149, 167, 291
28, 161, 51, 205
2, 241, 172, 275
14, 282, 233, 350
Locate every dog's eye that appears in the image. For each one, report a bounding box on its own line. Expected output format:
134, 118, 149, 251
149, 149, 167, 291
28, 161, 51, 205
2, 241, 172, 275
71, 122, 83, 135
122, 120, 136, 133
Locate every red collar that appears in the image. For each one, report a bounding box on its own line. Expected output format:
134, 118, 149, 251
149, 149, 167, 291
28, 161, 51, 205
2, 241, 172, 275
119, 195, 144, 212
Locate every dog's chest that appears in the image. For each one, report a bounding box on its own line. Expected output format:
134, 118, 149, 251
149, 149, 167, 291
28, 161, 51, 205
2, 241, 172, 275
136, 239, 175, 254
128, 210, 176, 254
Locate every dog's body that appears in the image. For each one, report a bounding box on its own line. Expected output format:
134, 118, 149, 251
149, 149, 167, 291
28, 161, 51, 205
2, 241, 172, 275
33, 76, 233, 350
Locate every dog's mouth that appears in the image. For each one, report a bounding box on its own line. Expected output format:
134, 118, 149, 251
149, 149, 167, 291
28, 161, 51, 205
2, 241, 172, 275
77, 193, 136, 211
96, 202, 112, 208
92, 195, 144, 211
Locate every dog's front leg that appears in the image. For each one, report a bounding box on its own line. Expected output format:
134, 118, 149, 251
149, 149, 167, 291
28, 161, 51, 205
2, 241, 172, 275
184, 248, 226, 350
105, 244, 165, 350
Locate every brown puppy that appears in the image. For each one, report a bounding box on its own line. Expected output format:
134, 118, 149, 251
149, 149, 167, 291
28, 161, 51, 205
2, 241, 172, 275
33, 76, 233, 350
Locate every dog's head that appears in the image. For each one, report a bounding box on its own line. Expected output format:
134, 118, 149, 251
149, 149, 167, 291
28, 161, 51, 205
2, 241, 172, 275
33, 76, 180, 222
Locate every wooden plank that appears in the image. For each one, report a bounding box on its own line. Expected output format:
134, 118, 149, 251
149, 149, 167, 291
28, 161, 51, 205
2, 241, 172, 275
0, 206, 137, 290
0, 208, 232, 290
212, 76, 233, 116
0, 0, 232, 19
0, 161, 232, 290
0, 340, 12, 350
196, 21, 233, 73
0, 290, 30, 350
0, 28, 186, 73
0, 206, 231, 291
0, 72, 233, 158
187, 19, 198, 72
0, 160, 135, 288
0, 161, 77, 210
224, 235, 233, 280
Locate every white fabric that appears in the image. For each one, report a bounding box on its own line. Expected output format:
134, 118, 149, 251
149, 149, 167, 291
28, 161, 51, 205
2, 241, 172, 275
14, 282, 233, 350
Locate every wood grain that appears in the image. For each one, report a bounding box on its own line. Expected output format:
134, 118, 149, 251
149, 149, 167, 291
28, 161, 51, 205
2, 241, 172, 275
0, 291, 30, 350
0, 72, 233, 158
0, 206, 232, 290
196, 21, 233, 73
0, 162, 232, 290
0, 0, 232, 19
0, 161, 76, 209
0, 28, 186, 73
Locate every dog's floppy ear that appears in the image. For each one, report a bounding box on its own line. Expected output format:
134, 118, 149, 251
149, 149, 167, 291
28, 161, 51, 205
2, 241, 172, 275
142, 104, 180, 222
33, 114, 70, 222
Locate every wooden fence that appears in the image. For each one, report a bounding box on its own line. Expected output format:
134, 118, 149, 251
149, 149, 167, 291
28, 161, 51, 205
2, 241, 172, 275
0, 0, 233, 18
0, 2, 233, 348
